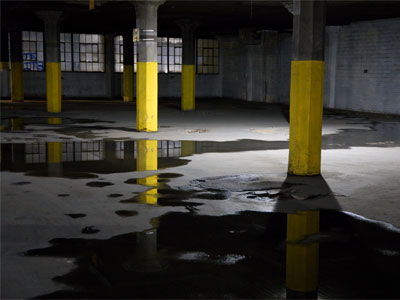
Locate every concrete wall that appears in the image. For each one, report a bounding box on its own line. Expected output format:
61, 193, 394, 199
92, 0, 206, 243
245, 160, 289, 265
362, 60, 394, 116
2, 17, 399, 115
333, 18, 400, 114
220, 32, 278, 103
11, 66, 222, 100
277, 18, 400, 114
221, 17, 400, 115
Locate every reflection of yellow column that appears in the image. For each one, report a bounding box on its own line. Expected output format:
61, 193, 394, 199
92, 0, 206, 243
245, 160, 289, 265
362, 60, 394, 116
181, 141, 195, 157
11, 118, 24, 130
48, 117, 62, 125
136, 140, 158, 204
47, 142, 63, 163
286, 210, 319, 298
47, 142, 63, 177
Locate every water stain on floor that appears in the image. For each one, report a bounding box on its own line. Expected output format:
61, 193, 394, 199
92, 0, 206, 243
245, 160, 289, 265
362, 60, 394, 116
65, 214, 86, 219
115, 210, 139, 217
86, 181, 114, 188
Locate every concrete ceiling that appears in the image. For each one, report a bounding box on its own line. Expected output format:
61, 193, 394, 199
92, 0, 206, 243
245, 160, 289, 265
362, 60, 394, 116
2, 0, 400, 36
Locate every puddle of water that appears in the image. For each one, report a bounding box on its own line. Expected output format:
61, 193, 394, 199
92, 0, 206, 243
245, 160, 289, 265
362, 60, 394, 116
22, 210, 400, 299
0, 117, 115, 130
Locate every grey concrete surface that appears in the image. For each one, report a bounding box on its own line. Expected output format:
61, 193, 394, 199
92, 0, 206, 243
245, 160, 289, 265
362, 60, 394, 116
1, 98, 400, 298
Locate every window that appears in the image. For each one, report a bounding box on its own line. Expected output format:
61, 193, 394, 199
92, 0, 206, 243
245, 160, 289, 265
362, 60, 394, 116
114, 35, 123, 72
60, 33, 72, 71
157, 37, 182, 73
60, 33, 104, 72
114, 35, 138, 73
157, 37, 168, 73
168, 38, 182, 73
196, 39, 219, 74
22, 31, 44, 71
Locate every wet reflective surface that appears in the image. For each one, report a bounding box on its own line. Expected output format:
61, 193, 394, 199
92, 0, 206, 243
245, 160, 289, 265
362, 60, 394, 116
22, 210, 400, 299
2, 113, 400, 299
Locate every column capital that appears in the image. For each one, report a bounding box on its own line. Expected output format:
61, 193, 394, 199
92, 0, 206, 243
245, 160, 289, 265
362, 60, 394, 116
176, 19, 200, 35
35, 10, 63, 24
133, 0, 166, 10
282, 1, 294, 15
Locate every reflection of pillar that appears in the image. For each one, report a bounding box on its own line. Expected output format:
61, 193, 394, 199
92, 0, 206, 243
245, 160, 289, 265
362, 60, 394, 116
129, 218, 163, 272
176, 19, 199, 111
288, 0, 326, 175
181, 140, 195, 157
0, 25, 10, 98
134, 0, 165, 132
48, 117, 62, 125
9, 28, 24, 102
136, 140, 158, 204
123, 30, 134, 102
105, 141, 117, 161
13, 143, 25, 171
37, 11, 63, 113
286, 210, 319, 299
47, 142, 63, 176
11, 118, 24, 130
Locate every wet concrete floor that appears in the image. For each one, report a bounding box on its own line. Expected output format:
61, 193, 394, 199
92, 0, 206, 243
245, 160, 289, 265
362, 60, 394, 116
1, 100, 400, 298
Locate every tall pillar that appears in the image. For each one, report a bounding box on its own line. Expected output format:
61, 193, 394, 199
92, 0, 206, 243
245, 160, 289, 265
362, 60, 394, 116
37, 11, 63, 113
288, 0, 326, 175
286, 210, 319, 299
0, 25, 10, 98
104, 33, 115, 99
134, 0, 165, 132
176, 19, 199, 111
123, 30, 134, 102
9, 28, 24, 102
136, 140, 158, 204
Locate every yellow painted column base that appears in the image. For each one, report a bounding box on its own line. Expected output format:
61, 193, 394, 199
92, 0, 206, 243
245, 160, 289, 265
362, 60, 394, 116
47, 142, 63, 163
46, 62, 62, 113
10, 62, 24, 102
181, 65, 196, 111
0, 61, 9, 70
136, 62, 158, 132
123, 64, 134, 102
286, 210, 319, 293
288, 60, 324, 175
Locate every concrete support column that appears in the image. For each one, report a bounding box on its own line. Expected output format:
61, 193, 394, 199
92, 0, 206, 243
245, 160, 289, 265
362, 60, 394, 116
134, 0, 165, 132
123, 30, 134, 102
37, 11, 63, 112
1, 25, 10, 98
9, 28, 24, 102
261, 30, 278, 103
176, 19, 199, 111
288, 0, 326, 175
286, 210, 320, 298
104, 33, 114, 99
